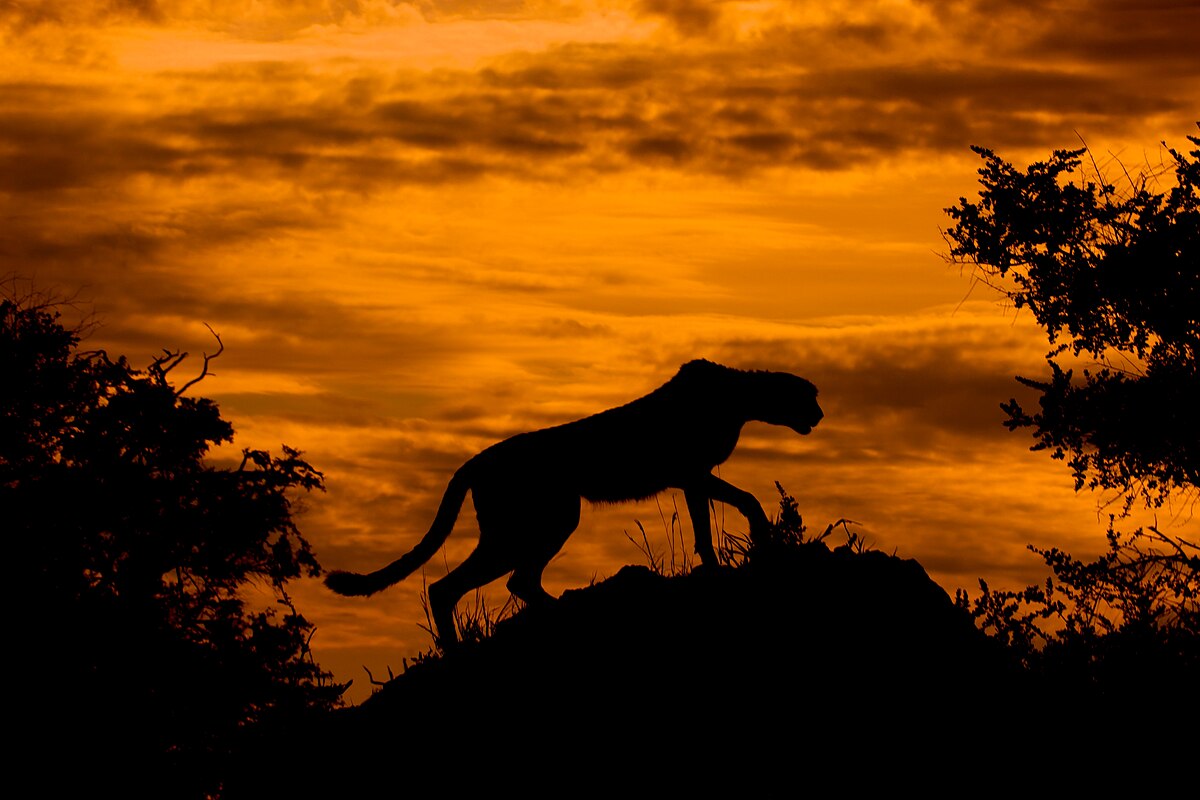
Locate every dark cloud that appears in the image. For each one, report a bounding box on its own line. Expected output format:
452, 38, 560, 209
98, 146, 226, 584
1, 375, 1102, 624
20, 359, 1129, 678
671, 316, 1051, 465
110, 284, 476, 366
626, 135, 691, 163
637, 0, 721, 36
483, 46, 670, 91
525, 318, 615, 339
0, 222, 167, 273
3, 60, 1176, 204
725, 132, 795, 156
373, 97, 586, 156
0, 106, 184, 193
915, 0, 1200, 72
0, 0, 162, 30
3, 2, 1197, 205
0, 1, 584, 40
414, 0, 530, 21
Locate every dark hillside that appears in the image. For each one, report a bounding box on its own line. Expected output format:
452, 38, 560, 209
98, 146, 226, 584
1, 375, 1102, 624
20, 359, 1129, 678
228, 542, 1038, 795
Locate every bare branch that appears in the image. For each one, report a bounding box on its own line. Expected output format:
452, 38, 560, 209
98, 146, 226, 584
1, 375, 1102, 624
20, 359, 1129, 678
175, 324, 224, 397
151, 349, 190, 382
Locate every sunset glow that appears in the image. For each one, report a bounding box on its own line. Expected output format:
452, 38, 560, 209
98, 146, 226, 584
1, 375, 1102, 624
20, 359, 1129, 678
5, 0, 1197, 702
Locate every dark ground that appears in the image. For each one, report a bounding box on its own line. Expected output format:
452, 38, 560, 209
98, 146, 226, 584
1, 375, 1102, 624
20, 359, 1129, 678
224, 541, 1088, 795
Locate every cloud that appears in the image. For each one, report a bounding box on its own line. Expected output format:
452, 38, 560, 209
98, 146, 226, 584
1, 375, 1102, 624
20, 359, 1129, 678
4, 56, 1187, 209
916, 0, 1200, 67
636, 0, 721, 36
1, 0, 586, 40
0, 0, 163, 30
0, 0, 408, 33
3, 2, 1197, 219
671, 309, 1052, 460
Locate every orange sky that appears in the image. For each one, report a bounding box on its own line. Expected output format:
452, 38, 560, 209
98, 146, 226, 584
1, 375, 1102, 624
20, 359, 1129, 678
4, 0, 1198, 703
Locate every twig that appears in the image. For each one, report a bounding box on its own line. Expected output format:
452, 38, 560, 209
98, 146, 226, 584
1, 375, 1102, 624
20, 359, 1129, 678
175, 323, 224, 397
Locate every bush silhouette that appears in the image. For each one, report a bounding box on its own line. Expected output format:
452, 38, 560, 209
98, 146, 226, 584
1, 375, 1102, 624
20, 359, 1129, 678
957, 524, 1199, 705
944, 125, 1199, 512
3, 294, 342, 798
946, 127, 1199, 731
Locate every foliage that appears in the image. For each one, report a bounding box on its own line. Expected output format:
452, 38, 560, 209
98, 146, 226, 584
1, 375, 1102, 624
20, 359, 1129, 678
946, 127, 1200, 709
2, 294, 343, 796
956, 525, 1198, 694
944, 126, 1199, 511
749, 481, 810, 554
732, 482, 865, 562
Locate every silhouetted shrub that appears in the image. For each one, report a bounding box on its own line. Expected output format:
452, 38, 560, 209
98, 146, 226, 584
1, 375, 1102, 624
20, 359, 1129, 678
3, 293, 343, 797
946, 128, 1199, 723
957, 525, 1198, 704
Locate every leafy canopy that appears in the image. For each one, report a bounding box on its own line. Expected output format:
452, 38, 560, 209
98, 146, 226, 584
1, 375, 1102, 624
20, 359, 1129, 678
946, 129, 1200, 706
944, 128, 1199, 511
2, 293, 341, 796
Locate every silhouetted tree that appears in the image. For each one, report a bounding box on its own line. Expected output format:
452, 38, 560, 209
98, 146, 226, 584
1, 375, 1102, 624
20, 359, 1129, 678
946, 129, 1200, 714
2, 293, 341, 797
945, 127, 1199, 511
